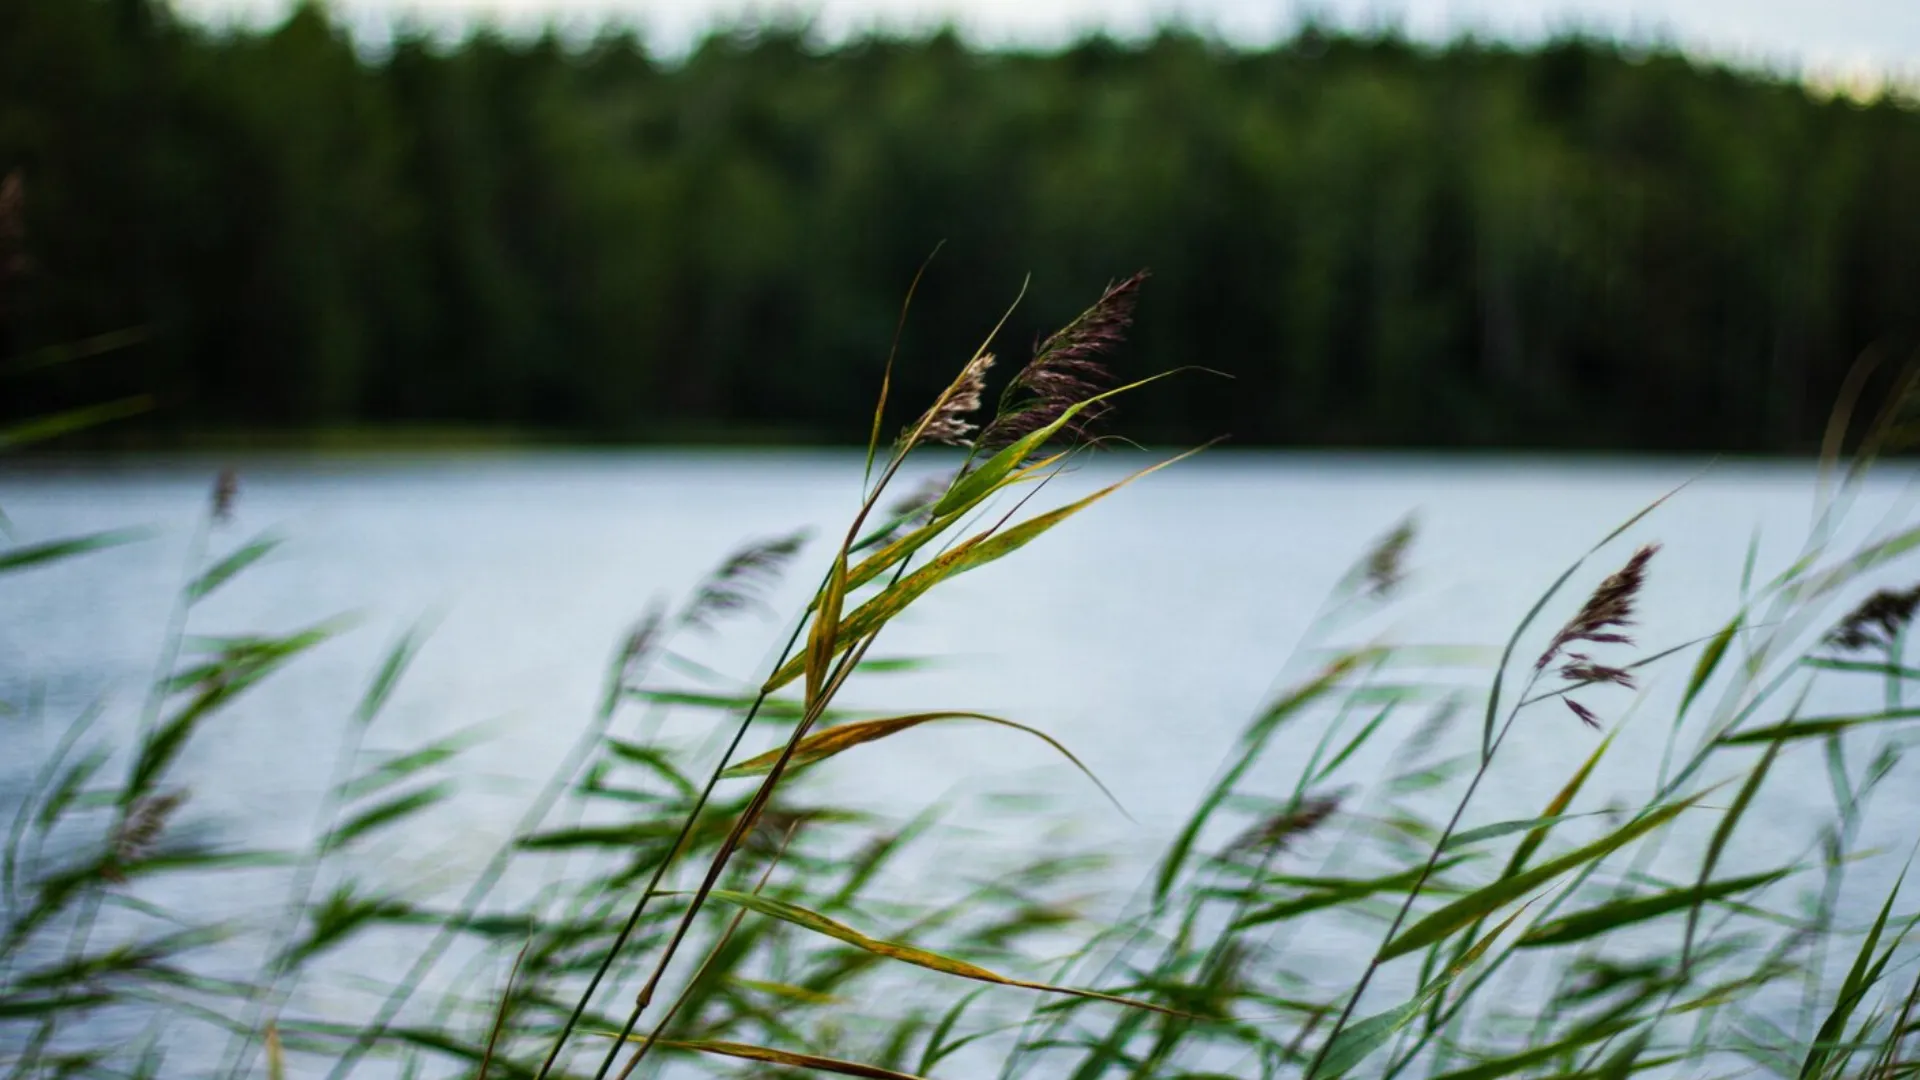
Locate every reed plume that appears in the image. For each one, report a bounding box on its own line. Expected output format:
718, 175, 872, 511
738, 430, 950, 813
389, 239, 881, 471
1825, 582, 1920, 653
1537, 544, 1658, 671
1364, 516, 1416, 599
1535, 544, 1657, 730
978, 271, 1147, 452
905, 353, 994, 449
105, 790, 188, 883
682, 530, 810, 631
1225, 792, 1341, 859
212, 469, 240, 524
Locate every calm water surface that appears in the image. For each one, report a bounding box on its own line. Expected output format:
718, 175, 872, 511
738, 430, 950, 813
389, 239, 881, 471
5, 450, 1920, 1071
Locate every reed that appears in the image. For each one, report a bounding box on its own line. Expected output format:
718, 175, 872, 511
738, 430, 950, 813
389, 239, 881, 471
4, 273, 1920, 1080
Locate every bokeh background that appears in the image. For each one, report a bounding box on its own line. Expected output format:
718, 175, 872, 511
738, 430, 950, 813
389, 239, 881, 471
5, 0, 1919, 452
9, 4, 1920, 1078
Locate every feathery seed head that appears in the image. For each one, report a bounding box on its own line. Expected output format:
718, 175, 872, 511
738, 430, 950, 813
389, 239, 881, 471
1825, 583, 1920, 653
908, 353, 994, 449
106, 790, 189, 883
978, 271, 1147, 452
1537, 544, 1659, 671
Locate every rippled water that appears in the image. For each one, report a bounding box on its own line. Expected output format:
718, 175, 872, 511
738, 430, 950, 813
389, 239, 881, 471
5, 449, 1920, 1073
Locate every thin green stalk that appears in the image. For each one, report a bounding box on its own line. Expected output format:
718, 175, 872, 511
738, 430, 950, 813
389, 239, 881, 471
325, 631, 667, 1080
600, 630, 879, 1080
1304, 667, 1549, 1080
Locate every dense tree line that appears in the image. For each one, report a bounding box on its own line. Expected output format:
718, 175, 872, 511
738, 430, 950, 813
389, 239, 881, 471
4, 0, 1919, 451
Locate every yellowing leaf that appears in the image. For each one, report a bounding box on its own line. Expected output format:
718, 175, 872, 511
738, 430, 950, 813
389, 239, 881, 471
1377, 794, 1705, 962
704, 890, 1191, 1017
765, 445, 1206, 693
596, 1033, 934, 1080
805, 552, 850, 708
721, 710, 1125, 815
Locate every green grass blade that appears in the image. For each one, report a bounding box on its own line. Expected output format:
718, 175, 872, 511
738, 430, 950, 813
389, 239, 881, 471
1314, 906, 1529, 1079
0, 529, 149, 574
1312, 701, 1397, 785
1516, 869, 1791, 948
1379, 795, 1705, 962
926, 371, 1174, 520
1233, 858, 1471, 930
1717, 706, 1920, 746
1429, 1019, 1637, 1080
1803, 869, 1909, 1079
1154, 653, 1367, 905
766, 446, 1205, 693
1685, 738, 1782, 963
322, 782, 456, 854
1443, 812, 1612, 851
185, 534, 281, 602
355, 621, 429, 725
0, 396, 154, 450
337, 721, 494, 801
1592, 1026, 1657, 1080
1680, 614, 1743, 718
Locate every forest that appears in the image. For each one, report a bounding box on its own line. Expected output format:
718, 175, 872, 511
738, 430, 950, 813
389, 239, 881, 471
4, 0, 1920, 451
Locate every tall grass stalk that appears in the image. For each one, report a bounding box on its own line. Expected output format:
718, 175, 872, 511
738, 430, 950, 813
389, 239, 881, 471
8, 278, 1920, 1080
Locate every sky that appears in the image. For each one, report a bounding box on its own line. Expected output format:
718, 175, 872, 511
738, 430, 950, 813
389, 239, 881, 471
170, 0, 1920, 91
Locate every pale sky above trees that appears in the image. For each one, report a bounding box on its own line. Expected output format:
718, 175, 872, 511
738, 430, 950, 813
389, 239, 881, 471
173, 0, 1916, 89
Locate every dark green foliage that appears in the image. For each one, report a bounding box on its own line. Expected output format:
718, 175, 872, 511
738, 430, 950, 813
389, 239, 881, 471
5, 3, 1920, 450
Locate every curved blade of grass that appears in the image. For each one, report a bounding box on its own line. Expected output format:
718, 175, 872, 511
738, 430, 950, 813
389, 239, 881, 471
766, 445, 1206, 693
322, 782, 456, 854
720, 710, 1126, 816
126, 618, 347, 800
1430, 1019, 1638, 1080
1592, 1026, 1657, 1080
928, 371, 1183, 519
1681, 614, 1743, 718
597, 1034, 935, 1080
1443, 811, 1614, 851
1314, 905, 1530, 1079
0, 396, 154, 449
1781, 523, 1920, 615
1311, 701, 1397, 785
1803, 867, 1912, 1080
704, 889, 1190, 1017
0, 528, 149, 574
1507, 732, 1615, 875
1516, 869, 1791, 948
186, 534, 281, 602
1154, 652, 1370, 905
806, 552, 850, 707
865, 244, 940, 486
356, 621, 429, 725
1803, 658, 1920, 679
1717, 706, 1920, 746
337, 720, 495, 801
843, 451, 1069, 591
1687, 738, 1783, 964
1233, 858, 1471, 930
1379, 794, 1706, 962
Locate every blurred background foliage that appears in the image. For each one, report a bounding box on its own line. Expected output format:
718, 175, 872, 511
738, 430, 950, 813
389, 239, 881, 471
4, 0, 1919, 451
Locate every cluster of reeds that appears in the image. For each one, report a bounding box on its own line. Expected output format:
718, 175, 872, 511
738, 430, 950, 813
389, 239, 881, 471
6, 273, 1920, 1080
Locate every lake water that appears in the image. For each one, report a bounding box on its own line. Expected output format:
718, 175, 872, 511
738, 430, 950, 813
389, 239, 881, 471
5, 450, 1920, 1074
